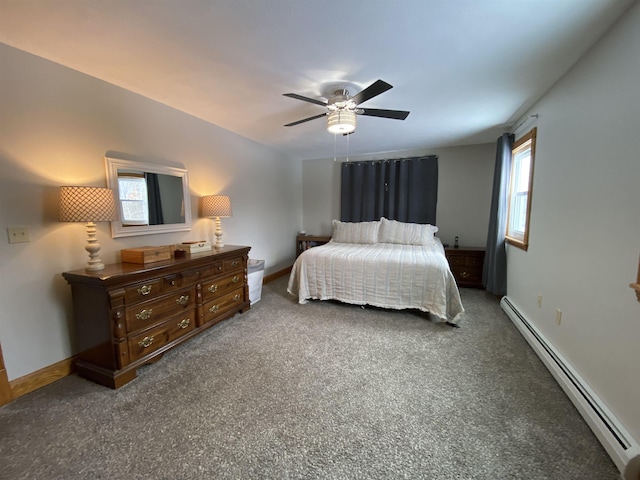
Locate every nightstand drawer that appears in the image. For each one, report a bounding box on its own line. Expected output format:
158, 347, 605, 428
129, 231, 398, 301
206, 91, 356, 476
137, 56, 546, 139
450, 266, 483, 286
447, 255, 466, 267
445, 247, 485, 288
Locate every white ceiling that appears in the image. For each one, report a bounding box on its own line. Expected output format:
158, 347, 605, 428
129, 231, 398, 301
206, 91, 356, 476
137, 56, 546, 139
0, 0, 634, 160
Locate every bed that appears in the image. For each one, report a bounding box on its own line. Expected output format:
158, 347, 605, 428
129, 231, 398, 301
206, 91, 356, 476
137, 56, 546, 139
287, 218, 464, 323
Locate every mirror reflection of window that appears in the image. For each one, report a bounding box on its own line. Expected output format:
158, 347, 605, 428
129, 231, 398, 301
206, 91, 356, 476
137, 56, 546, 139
118, 174, 149, 226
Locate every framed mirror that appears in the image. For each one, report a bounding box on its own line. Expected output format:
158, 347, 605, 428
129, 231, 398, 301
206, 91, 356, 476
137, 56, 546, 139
105, 157, 192, 238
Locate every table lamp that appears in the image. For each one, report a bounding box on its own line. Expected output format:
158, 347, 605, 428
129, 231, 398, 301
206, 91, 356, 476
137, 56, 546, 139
201, 195, 232, 248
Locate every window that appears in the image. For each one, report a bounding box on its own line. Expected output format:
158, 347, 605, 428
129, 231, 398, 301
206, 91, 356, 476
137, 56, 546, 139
117, 174, 149, 226
506, 127, 537, 250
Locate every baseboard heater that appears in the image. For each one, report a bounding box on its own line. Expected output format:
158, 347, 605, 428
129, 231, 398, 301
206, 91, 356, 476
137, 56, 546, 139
500, 297, 640, 480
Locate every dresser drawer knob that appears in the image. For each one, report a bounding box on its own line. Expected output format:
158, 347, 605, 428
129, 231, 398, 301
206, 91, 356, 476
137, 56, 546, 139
138, 336, 154, 348
176, 295, 190, 306
232, 275, 240, 283
137, 285, 153, 295
233, 294, 241, 301
231, 260, 239, 267
209, 304, 220, 314
460, 271, 470, 278
178, 318, 190, 329
135, 309, 153, 320
208, 284, 218, 293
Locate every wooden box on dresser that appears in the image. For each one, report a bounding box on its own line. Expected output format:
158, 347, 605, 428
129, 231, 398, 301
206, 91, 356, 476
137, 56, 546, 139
62, 245, 251, 389
444, 247, 486, 288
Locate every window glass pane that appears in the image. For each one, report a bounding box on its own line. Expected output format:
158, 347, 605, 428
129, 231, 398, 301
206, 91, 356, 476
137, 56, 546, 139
118, 177, 149, 225
511, 192, 527, 233
515, 153, 530, 193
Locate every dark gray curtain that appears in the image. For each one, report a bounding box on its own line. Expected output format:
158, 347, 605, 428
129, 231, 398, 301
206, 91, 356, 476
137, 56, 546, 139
145, 173, 164, 225
340, 156, 438, 224
482, 133, 514, 296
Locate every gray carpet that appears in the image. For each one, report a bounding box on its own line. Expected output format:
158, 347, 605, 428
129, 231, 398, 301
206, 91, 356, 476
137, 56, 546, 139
0, 277, 619, 480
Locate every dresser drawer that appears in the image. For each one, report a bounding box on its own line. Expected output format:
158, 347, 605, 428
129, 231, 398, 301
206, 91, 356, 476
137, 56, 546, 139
125, 288, 196, 333
124, 279, 163, 304
128, 310, 197, 362
224, 256, 243, 273
194, 261, 224, 280
203, 288, 245, 324
163, 269, 203, 292
202, 272, 244, 302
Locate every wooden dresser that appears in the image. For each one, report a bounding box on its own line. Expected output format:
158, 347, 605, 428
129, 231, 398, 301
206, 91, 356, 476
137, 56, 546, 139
444, 247, 486, 288
62, 245, 250, 388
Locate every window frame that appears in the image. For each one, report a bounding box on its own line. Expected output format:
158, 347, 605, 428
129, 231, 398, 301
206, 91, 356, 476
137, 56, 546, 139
505, 127, 537, 251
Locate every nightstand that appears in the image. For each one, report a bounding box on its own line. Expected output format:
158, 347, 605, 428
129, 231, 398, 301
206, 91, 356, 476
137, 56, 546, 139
296, 235, 332, 258
444, 247, 485, 288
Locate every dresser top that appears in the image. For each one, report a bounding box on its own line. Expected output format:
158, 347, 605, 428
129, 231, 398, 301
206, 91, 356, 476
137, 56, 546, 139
62, 245, 250, 284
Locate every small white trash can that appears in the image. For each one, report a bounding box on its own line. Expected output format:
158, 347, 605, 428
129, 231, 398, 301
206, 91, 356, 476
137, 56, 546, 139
247, 259, 265, 305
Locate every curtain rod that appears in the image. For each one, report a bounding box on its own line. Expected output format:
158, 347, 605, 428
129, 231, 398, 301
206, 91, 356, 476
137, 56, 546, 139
513, 113, 539, 132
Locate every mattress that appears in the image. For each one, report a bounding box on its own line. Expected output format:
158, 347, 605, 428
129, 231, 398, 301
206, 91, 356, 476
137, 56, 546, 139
287, 239, 464, 322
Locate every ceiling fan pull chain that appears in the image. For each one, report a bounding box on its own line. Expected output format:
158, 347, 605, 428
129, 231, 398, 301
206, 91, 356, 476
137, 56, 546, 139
334, 133, 337, 162
346, 131, 350, 162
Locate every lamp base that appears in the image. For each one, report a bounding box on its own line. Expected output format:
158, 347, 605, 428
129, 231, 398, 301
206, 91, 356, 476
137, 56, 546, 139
214, 216, 225, 249
85, 222, 106, 271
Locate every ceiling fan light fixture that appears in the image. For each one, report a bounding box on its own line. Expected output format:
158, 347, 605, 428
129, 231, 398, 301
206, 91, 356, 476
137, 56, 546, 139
327, 110, 356, 134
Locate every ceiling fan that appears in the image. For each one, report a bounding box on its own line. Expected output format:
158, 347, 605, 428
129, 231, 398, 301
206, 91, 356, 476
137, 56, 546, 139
283, 79, 410, 134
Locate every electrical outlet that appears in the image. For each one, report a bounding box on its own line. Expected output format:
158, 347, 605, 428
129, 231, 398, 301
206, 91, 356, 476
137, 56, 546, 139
556, 309, 562, 325
537, 294, 542, 308
7, 226, 30, 244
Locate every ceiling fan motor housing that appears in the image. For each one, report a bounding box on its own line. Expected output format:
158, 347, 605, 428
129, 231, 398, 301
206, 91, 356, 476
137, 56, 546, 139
327, 89, 356, 111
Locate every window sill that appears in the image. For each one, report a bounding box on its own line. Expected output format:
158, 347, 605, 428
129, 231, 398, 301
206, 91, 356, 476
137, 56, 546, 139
506, 236, 529, 251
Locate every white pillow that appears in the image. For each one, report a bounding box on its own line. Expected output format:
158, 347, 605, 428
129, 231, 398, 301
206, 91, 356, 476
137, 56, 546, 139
332, 220, 380, 244
378, 217, 438, 245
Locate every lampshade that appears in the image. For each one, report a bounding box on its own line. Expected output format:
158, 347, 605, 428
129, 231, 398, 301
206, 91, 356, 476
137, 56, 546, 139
59, 186, 116, 272
201, 195, 232, 218
327, 110, 356, 134
59, 186, 117, 222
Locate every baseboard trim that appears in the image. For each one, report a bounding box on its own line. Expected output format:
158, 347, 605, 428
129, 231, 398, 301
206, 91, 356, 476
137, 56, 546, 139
264, 266, 292, 284
9, 356, 77, 400
501, 296, 640, 480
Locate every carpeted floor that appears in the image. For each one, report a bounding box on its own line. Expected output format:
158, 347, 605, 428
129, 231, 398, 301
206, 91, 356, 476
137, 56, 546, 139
0, 277, 620, 479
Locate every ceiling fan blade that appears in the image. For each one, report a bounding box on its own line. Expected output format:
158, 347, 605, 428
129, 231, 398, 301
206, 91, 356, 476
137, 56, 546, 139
351, 79, 393, 105
359, 108, 410, 120
282, 93, 328, 107
284, 112, 328, 127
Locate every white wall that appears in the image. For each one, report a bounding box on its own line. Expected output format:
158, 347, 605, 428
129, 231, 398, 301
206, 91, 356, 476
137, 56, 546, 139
506, 3, 640, 444
0, 44, 303, 381
302, 143, 495, 247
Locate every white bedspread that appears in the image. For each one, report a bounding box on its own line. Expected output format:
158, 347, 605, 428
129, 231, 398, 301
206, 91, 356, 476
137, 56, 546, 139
287, 240, 464, 322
